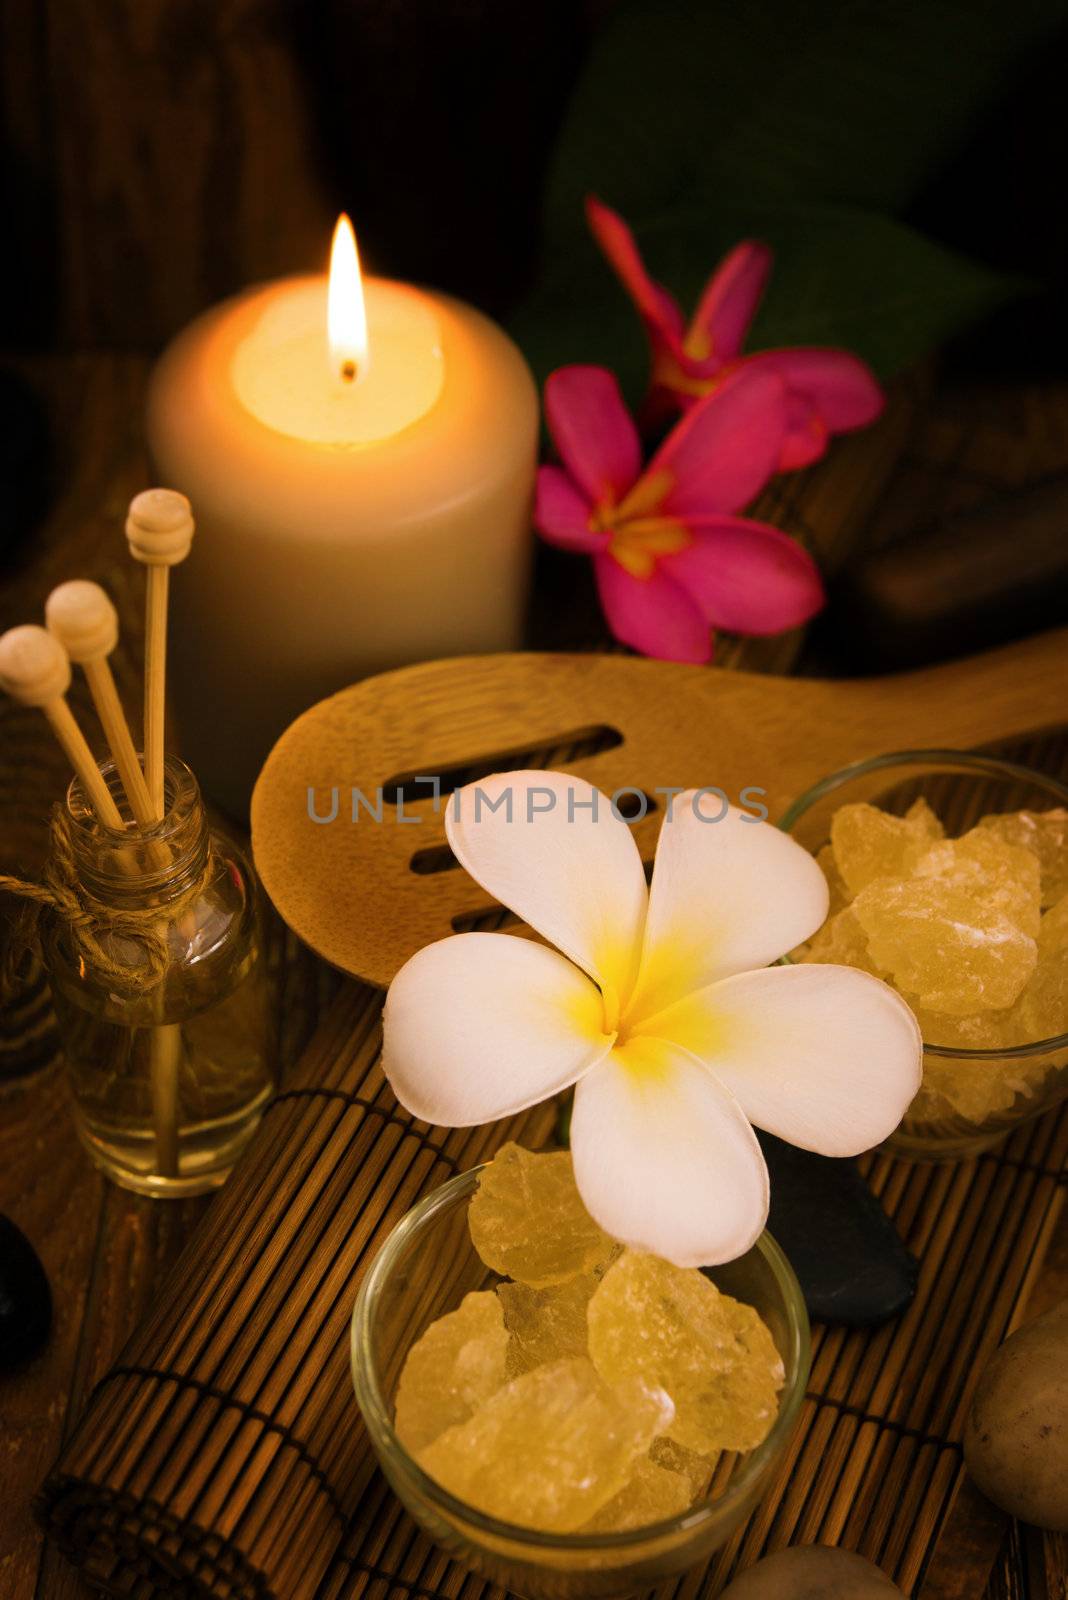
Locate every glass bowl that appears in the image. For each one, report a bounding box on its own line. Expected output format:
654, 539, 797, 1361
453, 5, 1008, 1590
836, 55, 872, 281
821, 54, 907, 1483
351, 1167, 810, 1600
779, 750, 1068, 1161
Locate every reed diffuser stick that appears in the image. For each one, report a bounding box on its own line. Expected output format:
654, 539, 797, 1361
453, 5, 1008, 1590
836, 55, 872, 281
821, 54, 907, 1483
124, 492, 195, 1181
45, 581, 157, 829
0, 626, 125, 829
125, 490, 195, 819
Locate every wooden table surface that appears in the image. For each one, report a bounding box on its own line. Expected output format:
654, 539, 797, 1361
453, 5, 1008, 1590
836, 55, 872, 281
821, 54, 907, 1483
0, 352, 1065, 1600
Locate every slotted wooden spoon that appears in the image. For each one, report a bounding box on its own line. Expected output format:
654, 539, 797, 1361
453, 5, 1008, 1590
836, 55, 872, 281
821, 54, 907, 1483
250, 630, 1068, 987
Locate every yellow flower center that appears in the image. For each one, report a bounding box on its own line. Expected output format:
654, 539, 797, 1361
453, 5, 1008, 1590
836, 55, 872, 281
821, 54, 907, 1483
653, 347, 720, 400
589, 468, 691, 579
681, 325, 713, 362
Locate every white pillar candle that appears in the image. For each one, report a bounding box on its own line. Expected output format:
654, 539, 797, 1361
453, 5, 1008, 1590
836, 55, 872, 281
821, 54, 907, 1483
145, 217, 538, 816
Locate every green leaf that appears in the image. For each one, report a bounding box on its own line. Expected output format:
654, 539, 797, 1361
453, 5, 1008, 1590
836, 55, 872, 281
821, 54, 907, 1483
510, 196, 1019, 400
544, 0, 1068, 229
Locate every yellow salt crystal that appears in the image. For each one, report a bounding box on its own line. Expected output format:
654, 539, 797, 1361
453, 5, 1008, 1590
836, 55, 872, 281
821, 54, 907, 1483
578, 1457, 693, 1533
910, 948, 1063, 1124
1039, 891, 1068, 955
918, 1057, 1013, 1120
919, 1052, 1052, 1122
853, 876, 1037, 1016
978, 808, 1068, 907
469, 1142, 616, 1287
799, 906, 886, 976
587, 1251, 784, 1455
817, 843, 851, 915
907, 796, 944, 838
498, 1272, 599, 1377
914, 830, 1041, 938
649, 1435, 719, 1500
394, 1291, 509, 1453
417, 1357, 673, 1533
830, 797, 943, 897
1012, 949, 1068, 1044
908, 1004, 1007, 1050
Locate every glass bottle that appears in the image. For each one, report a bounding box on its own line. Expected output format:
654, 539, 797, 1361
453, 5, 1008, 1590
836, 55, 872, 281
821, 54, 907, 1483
42, 755, 275, 1196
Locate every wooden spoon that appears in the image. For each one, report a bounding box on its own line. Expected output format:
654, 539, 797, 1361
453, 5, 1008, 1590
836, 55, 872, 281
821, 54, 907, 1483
251, 630, 1068, 988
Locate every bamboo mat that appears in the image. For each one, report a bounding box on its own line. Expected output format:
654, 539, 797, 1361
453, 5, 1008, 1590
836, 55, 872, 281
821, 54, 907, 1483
36, 974, 1066, 1600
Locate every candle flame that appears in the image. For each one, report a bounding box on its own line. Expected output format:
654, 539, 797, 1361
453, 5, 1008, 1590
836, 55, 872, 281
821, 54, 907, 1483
328, 214, 368, 382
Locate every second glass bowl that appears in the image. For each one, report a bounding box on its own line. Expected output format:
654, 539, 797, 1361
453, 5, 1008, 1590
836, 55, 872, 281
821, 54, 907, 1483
352, 1168, 810, 1600
780, 750, 1068, 1160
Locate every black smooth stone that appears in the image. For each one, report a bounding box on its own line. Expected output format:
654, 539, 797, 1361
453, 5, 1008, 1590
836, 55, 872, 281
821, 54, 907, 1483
0, 1213, 52, 1369
758, 1132, 917, 1327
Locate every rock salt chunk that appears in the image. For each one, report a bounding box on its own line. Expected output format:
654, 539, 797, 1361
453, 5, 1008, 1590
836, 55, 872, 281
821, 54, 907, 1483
853, 876, 1037, 1016
498, 1272, 598, 1377
1040, 891, 1068, 955
578, 1457, 693, 1533
908, 1003, 1007, 1051
394, 1291, 509, 1453
817, 844, 851, 916
815, 801, 1058, 1124
799, 906, 887, 976
587, 1251, 784, 1455
919, 1052, 1051, 1121
978, 808, 1068, 907
649, 1435, 719, 1500
914, 831, 1040, 938
830, 798, 942, 897
417, 1357, 673, 1533
1012, 950, 1068, 1044
469, 1142, 616, 1287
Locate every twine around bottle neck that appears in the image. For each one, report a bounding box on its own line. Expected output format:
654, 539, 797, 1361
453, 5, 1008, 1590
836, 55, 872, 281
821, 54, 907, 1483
0, 804, 214, 998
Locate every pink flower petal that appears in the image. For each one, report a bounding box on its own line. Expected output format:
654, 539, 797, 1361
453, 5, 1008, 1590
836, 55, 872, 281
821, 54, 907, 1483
594, 553, 712, 663
779, 393, 830, 471
585, 195, 686, 348
744, 347, 883, 432
660, 515, 825, 634
534, 467, 609, 553
544, 366, 642, 507
649, 366, 786, 518
689, 240, 772, 363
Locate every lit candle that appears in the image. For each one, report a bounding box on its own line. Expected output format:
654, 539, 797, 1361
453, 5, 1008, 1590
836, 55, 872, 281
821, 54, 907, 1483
146, 216, 538, 816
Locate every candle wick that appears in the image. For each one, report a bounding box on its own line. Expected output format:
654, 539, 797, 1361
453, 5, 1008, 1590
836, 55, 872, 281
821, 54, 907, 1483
341, 360, 357, 383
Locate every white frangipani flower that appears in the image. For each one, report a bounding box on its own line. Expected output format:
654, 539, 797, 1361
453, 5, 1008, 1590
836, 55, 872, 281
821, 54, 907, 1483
383, 772, 922, 1267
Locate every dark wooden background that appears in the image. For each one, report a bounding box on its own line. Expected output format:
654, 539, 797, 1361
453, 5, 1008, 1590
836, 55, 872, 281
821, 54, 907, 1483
0, 0, 616, 356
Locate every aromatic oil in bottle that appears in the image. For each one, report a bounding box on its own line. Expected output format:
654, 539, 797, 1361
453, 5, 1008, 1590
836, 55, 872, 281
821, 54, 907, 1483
43, 756, 275, 1196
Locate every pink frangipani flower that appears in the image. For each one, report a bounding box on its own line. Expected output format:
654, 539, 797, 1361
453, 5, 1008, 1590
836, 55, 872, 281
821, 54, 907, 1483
586, 194, 884, 470
534, 363, 825, 664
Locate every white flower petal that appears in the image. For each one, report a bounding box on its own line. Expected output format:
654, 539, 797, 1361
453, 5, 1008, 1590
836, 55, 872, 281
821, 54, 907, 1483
645, 962, 923, 1156
630, 800, 829, 1019
446, 771, 648, 1003
569, 1037, 769, 1267
383, 932, 613, 1126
